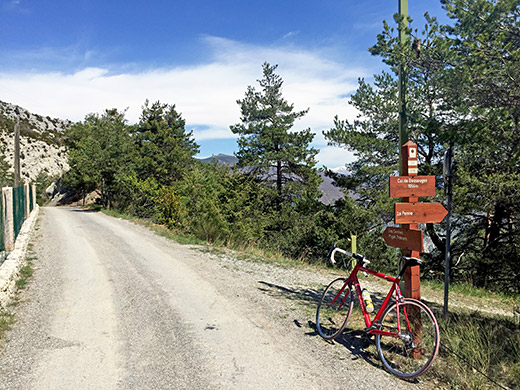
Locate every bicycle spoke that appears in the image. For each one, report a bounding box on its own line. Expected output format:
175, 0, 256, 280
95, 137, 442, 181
316, 278, 353, 340
375, 299, 439, 378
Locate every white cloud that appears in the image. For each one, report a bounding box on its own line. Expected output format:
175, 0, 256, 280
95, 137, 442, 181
0, 36, 365, 168
317, 146, 356, 169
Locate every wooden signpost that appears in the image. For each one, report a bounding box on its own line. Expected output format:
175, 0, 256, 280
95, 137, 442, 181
382, 226, 423, 252
394, 202, 448, 224
385, 141, 448, 300
389, 176, 436, 198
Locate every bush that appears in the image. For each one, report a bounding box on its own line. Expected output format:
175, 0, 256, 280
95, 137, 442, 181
115, 174, 161, 219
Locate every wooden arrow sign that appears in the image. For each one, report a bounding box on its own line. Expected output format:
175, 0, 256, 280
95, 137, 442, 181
395, 202, 448, 224
383, 227, 424, 252
389, 176, 436, 198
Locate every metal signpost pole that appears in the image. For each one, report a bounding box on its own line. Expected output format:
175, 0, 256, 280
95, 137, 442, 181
398, 0, 408, 174
443, 146, 454, 317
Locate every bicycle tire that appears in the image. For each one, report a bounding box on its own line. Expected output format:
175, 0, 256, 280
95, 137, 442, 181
316, 278, 354, 340
375, 298, 440, 378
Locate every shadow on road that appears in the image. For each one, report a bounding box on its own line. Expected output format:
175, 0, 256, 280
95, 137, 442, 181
257, 280, 382, 369
68, 208, 99, 213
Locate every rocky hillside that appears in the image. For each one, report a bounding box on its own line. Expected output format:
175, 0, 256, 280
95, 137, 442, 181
0, 101, 71, 183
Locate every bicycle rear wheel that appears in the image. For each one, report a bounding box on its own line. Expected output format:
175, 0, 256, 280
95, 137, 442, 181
375, 298, 439, 378
316, 278, 354, 340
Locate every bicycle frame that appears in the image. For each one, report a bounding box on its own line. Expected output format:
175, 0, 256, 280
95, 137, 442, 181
343, 262, 404, 338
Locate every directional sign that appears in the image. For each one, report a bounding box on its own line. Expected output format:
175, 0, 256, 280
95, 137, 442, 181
383, 227, 424, 252
395, 202, 448, 224
389, 176, 436, 198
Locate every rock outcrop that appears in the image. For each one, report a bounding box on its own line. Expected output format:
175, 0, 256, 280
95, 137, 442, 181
0, 101, 71, 182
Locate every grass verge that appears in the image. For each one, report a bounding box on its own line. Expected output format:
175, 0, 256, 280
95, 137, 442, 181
0, 254, 36, 343
422, 279, 520, 306
15, 255, 35, 290
99, 208, 206, 246
428, 310, 520, 389
0, 310, 15, 340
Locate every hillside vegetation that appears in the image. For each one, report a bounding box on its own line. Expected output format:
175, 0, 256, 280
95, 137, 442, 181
1, 1, 518, 303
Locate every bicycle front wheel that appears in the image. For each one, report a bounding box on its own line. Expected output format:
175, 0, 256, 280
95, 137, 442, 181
316, 278, 354, 340
375, 298, 439, 378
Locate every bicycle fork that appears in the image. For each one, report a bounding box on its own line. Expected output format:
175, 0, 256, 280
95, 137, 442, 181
328, 280, 350, 310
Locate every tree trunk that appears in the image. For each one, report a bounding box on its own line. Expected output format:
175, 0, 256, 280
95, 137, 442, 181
484, 202, 506, 252
275, 159, 283, 211
276, 160, 282, 195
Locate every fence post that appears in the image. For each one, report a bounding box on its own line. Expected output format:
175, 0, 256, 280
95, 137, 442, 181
32, 184, 36, 210
3, 187, 14, 251
24, 183, 30, 218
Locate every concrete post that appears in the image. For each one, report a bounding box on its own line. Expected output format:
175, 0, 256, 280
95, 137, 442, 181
3, 187, 14, 251
14, 121, 21, 188
24, 183, 30, 219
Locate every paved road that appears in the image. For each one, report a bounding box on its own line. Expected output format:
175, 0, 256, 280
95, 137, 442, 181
0, 207, 417, 389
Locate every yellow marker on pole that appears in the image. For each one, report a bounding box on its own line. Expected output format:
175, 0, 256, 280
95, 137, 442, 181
350, 233, 357, 254
349, 233, 357, 272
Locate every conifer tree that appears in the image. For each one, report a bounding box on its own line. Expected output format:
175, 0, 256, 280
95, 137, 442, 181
65, 109, 132, 208
231, 62, 320, 206
133, 100, 199, 186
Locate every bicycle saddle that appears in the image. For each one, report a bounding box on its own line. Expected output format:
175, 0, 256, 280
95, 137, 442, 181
401, 256, 422, 266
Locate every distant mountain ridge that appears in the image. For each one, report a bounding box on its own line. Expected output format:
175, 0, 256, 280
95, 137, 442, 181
197, 153, 344, 204
198, 154, 238, 167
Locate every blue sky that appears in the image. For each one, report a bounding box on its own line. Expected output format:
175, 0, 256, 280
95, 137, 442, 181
0, 0, 448, 168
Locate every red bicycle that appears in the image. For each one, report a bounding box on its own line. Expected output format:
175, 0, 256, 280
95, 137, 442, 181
316, 246, 440, 379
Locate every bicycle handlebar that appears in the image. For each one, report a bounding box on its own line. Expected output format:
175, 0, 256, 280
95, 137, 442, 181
329, 245, 423, 279
329, 246, 370, 268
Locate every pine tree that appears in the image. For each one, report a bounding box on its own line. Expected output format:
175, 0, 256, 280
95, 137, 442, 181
133, 100, 199, 186
230, 62, 320, 206
64, 109, 132, 208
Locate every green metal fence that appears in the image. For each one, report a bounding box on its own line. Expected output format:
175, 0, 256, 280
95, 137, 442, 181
13, 186, 26, 241
29, 185, 34, 212
0, 193, 4, 253
0, 185, 35, 259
